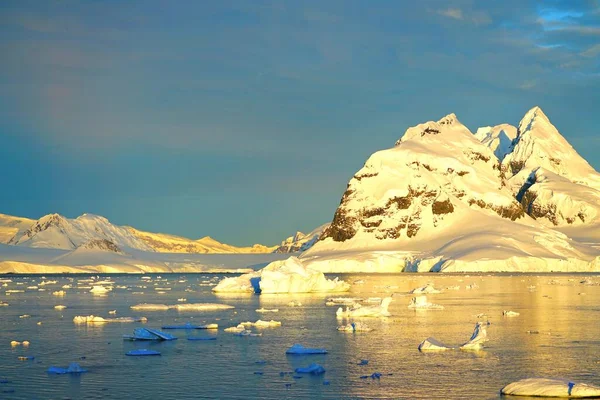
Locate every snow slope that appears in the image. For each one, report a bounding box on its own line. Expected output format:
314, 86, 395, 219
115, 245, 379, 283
273, 223, 330, 253
0, 214, 34, 244
303, 107, 600, 273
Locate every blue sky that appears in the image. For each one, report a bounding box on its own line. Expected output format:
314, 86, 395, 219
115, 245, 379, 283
1, 0, 599, 246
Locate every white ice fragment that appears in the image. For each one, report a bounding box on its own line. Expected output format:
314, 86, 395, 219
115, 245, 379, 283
255, 308, 279, 313
108, 310, 117, 314
240, 320, 281, 328
459, 322, 489, 350
54, 305, 67, 310
410, 284, 441, 294
52, 291, 66, 296
336, 297, 393, 318
418, 337, 454, 351
337, 322, 373, 332
73, 315, 147, 324
288, 301, 302, 307
503, 310, 520, 317
212, 256, 350, 294
90, 285, 112, 294
501, 378, 600, 398
224, 324, 246, 333
408, 296, 444, 310
130, 303, 234, 311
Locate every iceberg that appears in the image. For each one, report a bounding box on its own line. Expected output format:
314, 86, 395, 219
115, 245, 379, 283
418, 337, 454, 351
130, 303, 234, 311
255, 308, 279, 313
501, 378, 600, 398
47, 362, 87, 374
126, 349, 161, 356
73, 315, 147, 324
418, 322, 489, 352
123, 328, 177, 341
286, 344, 328, 355
295, 363, 326, 375
337, 322, 373, 332
212, 257, 350, 294
336, 297, 393, 318
90, 285, 112, 294
224, 324, 246, 333
410, 284, 441, 294
408, 296, 444, 310
241, 320, 281, 328
161, 323, 218, 330
503, 310, 520, 317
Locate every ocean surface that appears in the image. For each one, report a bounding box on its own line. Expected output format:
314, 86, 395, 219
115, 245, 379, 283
1, 273, 599, 399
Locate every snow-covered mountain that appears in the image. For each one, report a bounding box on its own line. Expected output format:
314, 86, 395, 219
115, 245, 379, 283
303, 107, 600, 272
8, 213, 154, 251
273, 223, 330, 253
127, 228, 276, 254
0, 214, 34, 244
4, 212, 276, 254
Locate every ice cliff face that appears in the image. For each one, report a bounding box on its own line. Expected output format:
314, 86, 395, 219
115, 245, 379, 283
321, 113, 524, 245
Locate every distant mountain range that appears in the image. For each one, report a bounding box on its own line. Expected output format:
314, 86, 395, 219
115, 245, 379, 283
303, 106, 600, 272
0, 212, 323, 255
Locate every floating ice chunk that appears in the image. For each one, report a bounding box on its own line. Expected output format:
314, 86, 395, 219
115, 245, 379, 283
130, 303, 234, 312
418, 337, 454, 351
123, 328, 177, 341
241, 320, 281, 328
126, 349, 161, 356
256, 308, 279, 313
459, 322, 489, 350
52, 291, 66, 296
73, 315, 147, 324
19, 315, 30, 319
234, 330, 262, 337
224, 324, 246, 333
326, 297, 363, 305
410, 284, 441, 294
212, 257, 350, 294
286, 344, 328, 355
10, 341, 21, 347
17, 356, 34, 361
295, 363, 326, 375
90, 285, 112, 294
501, 378, 600, 398
47, 362, 88, 374
54, 305, 67, 310
445, 286, 460, 290
130, 304, 170, 311
408, 296, 444, 310
337, 322, 373, 332
161, 323, 218, 330
503, 310, 520, 317
177, 298, 186, 302
336, 297, 393, 318
0, 302, 8, 306
288, 301, 302, 307
108, 310, 117, 314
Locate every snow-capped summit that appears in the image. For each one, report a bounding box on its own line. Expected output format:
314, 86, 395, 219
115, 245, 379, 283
9, 213, 154, 251
303, 107, 600, 273
273, 223, 330, 253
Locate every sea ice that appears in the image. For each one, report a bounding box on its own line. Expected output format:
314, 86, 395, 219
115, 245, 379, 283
73, 315, 147, 324
419, 322, 489, 351
286, 344, 328, 355
418, 337, 454, 351
256, 308, 279, 313
408, 296, 444, 310
295, 363, 326, 375
123, 328, 177, 341
503, 310, 520, 317
212, 256, 350, 294
241, 320, 281, 328
224, 324, 246, 333
337, 322, 373, 332
336, 297, 393, 318
410, 284, 441, 294
130, 303, 234, 311
90, 285, 112, 294
47, 362, 87, 374
501, 378, 600, 398
54, 305, 67, 310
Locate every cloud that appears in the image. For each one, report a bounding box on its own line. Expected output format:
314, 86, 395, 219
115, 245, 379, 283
438, 8, 463, 20
519, 80, 538, 90
581, 43, 600, 57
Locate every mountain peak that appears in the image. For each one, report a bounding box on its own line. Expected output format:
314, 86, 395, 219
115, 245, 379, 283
437, 113, 460, 125
518, 106, 549, 135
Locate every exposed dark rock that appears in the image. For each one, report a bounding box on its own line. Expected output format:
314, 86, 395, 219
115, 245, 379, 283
421, 127, 440, 136
353, 172, 378, 181
432, 199, 454, 215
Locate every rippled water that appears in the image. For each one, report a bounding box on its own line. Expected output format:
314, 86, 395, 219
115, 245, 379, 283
1, 273, 599, 399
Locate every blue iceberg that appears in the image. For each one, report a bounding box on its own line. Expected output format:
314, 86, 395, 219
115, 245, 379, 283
123, 328, 177, 341
126, 349, 161, 356
286, 344, 328, 355
295, 363, 326, 375
47, 362, 88, 375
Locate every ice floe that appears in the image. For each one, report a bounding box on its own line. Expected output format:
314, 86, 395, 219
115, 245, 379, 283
212, 256, 350, 294
286, 344, 328, 355
161, 323, 218, 330
256, 308, 279, 313
123, 328, 177, 341
337, 322, 373, 332
295, 363, 326, 375
410, 284, 441, 294
54, 305, 67, 310
241, 320, 281, 328
408, 296, 444, 310
418, 322, 489, 352
90, 285, 112, 294
130, 303, 234, 311
503, 310, 520, 317
47, 363, 87, 374
501, 378, 600, 398
73, 315, 147, 324
336, 297, 393, 318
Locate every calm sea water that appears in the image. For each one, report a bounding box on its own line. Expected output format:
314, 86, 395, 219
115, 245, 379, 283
1, 273, 599, 399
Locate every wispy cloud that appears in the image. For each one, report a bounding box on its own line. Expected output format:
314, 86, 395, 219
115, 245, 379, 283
439, 8, 463, 20
581, 43, 600, 57
436, 7, 491, 25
